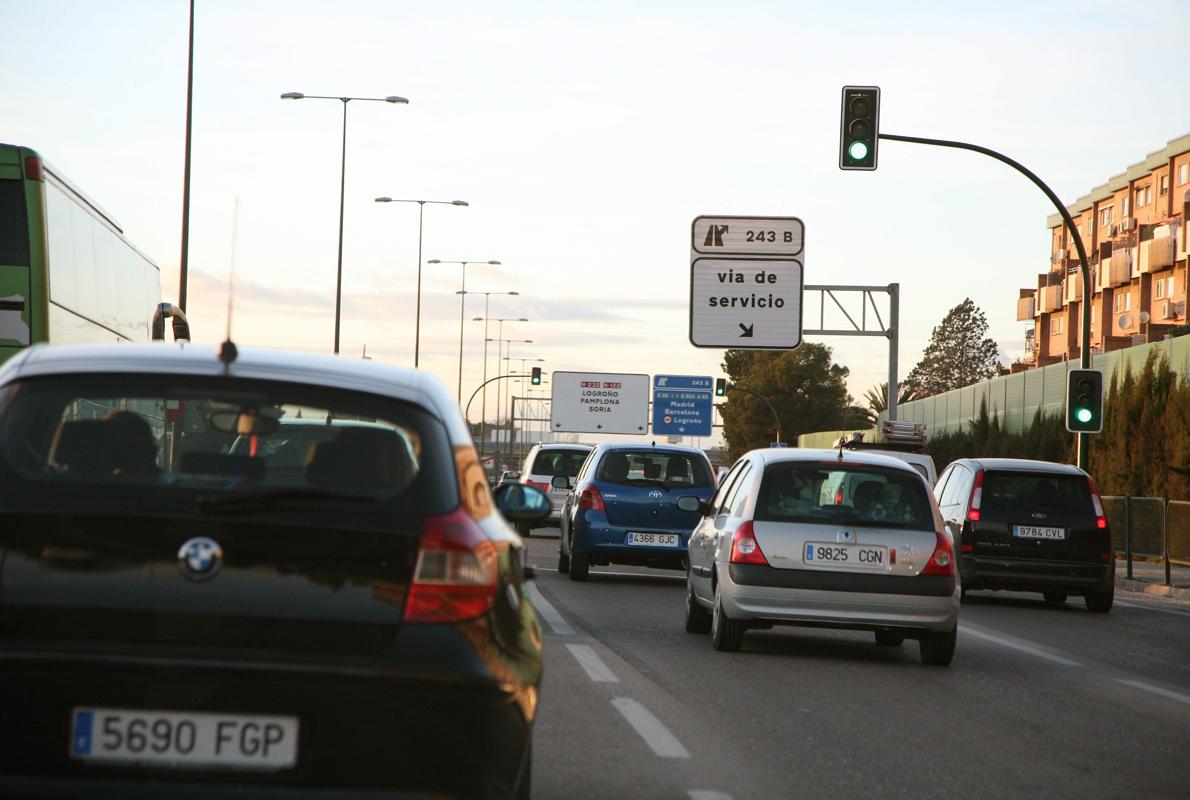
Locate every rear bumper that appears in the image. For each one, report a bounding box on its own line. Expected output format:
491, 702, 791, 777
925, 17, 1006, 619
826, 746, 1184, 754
574, 521, 689, 567
961, 554, 1114, 593
720, 563, 959, 632
0, 646, 535, 798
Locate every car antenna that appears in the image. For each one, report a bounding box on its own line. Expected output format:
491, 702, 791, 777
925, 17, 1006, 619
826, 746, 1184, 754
218, 196, 240, 373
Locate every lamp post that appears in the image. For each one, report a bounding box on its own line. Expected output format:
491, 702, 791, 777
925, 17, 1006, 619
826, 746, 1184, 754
374, 197, 468, 367
281, 91, 409, 354
488, 336, 532, 464
429, 259, 501, 401
466, 302, 523, 457
505, 356, 545, 461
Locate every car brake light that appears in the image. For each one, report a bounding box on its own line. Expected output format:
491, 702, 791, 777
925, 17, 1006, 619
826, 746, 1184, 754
24, 155, 44, 182
403, 509, 498, 624
729, 521, 768, 565
1087, 476, 1108, 530
921, 531, 954, 576
835, 486, 844, 506
578, 485, 606, 512
526, 480, 550, 493
966, 470, 984, 522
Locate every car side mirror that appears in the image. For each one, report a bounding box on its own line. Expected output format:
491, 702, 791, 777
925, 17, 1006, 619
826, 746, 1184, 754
493, 483, 552, 524
550, 475, 571, 489
677, 495, 709, 515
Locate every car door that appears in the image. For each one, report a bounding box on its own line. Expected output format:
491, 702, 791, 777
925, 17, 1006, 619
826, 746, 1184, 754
938, 463, 972, 547
712, 462, 756, 567
703, 461, 753, 588
690, 460, 746, 599
561, 450, 596, 553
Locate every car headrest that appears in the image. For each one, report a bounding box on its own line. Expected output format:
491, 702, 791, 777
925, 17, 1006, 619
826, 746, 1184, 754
304, 427, 416, 495
602, 453, 629, 482
853, 480, 884, 510
51, 413, 160, 478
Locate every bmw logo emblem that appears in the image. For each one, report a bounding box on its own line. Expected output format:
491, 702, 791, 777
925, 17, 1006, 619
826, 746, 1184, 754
177, 537, 223, 581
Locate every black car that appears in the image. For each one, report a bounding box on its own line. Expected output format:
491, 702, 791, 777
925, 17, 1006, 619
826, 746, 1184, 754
934, 458, 1114, 612
0, 343, 549, 798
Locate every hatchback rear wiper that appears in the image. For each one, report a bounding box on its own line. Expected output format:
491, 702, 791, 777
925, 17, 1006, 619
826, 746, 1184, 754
196, 487, 381, 515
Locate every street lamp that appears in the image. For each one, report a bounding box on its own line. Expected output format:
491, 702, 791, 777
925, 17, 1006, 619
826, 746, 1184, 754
429, 259, 501, 402
465, 299, 522, 456
488, 336, 532, 462
282, 91, 409, 354
505, 356, 545, 460
374, 197, 468, 367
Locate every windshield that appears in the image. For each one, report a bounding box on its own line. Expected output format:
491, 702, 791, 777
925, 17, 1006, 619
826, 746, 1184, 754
755, 462, 933, 530
595, 449, 713, 489
0, 375, 454, 513
982, 471, 1093, 516
530, 448, 590, 478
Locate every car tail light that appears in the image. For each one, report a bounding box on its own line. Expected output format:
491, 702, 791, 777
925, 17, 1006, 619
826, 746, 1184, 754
526, 480, 550, 493
578, 485, 606, 512
965, 470, 985, 522
1087, 476, 1108, 530
921, 531, 954, 576
729, 521, 769, 565
834, 486, 844, 506
960, 544, 974, 553
24, 154, 44, 182
404, 509, 498, 624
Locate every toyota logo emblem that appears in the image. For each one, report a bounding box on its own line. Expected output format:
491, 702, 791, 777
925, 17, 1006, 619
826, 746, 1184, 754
649, 490, 663, 499
177, 537, 223, 581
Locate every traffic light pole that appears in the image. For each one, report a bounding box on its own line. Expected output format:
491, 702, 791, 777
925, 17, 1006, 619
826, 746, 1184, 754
878, 132, 1092, 470
726, 385, 782, 445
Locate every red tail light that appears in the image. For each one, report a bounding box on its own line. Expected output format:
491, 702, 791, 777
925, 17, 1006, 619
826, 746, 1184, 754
578, 485, 606, 512
729, 521, 769, 565
526, 480, 550, 493
403, 510, 498, 624
965, 470, 985, 522
922, 531, 954, 576
835, 486, 844, 506
1087, 476, 1107, 530
24, 155, 44, 182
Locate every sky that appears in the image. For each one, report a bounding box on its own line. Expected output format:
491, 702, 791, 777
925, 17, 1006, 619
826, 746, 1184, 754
4, 0, 1190, 446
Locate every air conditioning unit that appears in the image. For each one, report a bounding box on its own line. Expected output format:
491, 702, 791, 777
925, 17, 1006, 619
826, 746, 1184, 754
1109, 224, 1118, 236
1121, 218, 1134, 231
1161, 301, 1174, 319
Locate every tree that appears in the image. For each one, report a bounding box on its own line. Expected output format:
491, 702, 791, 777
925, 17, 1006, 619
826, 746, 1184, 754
904, 298, 1002, 398
862, 381, 923, 425
719, 344, 851, 460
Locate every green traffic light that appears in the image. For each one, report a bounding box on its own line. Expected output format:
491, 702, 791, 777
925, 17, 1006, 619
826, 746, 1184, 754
1076, 408, 1093, 424
848, 141, 869, 161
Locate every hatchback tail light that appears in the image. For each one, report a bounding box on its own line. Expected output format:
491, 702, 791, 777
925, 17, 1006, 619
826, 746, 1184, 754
1087, 476, 1108, 530
578, 485, 606, 512
921, 531, 955, 576
729, 521, 769, 565
24, 154, 44, 182
526, 480, 550, 493
965, 470, 985, 522
403, 509, 498, 624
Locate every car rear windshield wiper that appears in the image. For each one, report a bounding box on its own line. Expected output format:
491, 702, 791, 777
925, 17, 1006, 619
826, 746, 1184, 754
196, 487, 382, 515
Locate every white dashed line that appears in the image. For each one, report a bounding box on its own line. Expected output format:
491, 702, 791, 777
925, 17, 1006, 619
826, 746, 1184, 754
525, 583, 575, 635
959, 625, 1082, 667
611, 697, 691, 759
688, 791, 734, 800
1116, 679, 1190, 707
1116, 600, 1190, 619
566, 644, 619, 683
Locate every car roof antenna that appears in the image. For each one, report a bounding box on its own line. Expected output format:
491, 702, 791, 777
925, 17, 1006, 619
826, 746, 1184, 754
218, 196, 240, 372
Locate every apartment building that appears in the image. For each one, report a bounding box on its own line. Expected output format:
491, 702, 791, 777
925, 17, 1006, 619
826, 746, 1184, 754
1016, 134, 1190, 368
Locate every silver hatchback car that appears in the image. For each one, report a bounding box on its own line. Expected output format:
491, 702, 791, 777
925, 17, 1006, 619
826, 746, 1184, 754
680, 448, 960, 665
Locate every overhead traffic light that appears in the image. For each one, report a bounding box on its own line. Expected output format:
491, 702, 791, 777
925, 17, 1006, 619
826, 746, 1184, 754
839, 86, 880, 171
531, 367, 542, 386
715, 378, 727, 397
1065, 369, 1103, 433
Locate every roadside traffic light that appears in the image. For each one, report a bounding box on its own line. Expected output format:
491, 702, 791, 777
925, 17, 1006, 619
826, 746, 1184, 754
1066, 369, 1103, 434
839, 86, 880, 170
531, 367, 542, 386
715, 378, 727, 396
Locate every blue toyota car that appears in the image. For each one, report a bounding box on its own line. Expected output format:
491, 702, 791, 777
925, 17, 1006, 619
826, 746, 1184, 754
556, 443, 718, 581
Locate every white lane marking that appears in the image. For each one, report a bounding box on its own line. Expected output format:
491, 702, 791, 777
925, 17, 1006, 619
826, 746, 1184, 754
1116, 600, 1190, 619
565, 644, 619, 683
611, 697, 691, 759
525, 583, 575, 635
1116, 679, 1190, 707
689, 792, 734, 800
959, 625, 1082, 667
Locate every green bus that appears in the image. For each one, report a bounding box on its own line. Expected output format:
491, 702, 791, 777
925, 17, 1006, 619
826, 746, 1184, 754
0, 143, 188, 365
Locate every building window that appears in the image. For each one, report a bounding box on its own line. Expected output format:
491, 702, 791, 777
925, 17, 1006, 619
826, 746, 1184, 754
1136, 189, 1146, 208
1180, 163, 1189, 185
1146, 186, 1152, 205
1114, 292, 1132, 313
1053, 316, 1063, 334
1160, 175, 1169, 196
1123, 196, 1130, 215
1157, 278, 1166, 299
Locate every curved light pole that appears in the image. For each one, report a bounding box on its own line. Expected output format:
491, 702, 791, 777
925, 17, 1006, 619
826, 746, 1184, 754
374, 197, 468, 367
429, 259, 500, 401
282, 91, 409, 354
505, 356, 545, 462
466, 301, 522, 457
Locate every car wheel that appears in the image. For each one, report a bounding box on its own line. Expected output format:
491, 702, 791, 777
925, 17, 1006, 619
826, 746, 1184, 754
1043, 591, 1068, 605
684, 574, 712, 634
959, 586, 968, 603
568, 537, 589, 582
557, 547, 570, 574
516, 522, 531, 538
513, 734, 531, 800
1085, 589, 1113, 613
711, 585, 745, 652
875, 630, 904, 647
919, 627, 957, 666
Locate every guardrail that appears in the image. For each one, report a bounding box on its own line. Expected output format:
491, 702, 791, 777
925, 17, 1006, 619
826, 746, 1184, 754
1102, 496, 1189, 585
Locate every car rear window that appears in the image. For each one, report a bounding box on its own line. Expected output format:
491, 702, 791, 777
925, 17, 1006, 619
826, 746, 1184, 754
981, 471, 1092, 516
755, 462, 933, 530
595, 449, 713, 489
530, 448, 589, 478
0, 374, 456, 515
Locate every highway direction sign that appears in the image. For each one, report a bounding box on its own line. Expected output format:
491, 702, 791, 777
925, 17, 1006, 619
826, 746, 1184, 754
689, 215, 804, 349
652, 374, 713, 437
551, 371, 650, 435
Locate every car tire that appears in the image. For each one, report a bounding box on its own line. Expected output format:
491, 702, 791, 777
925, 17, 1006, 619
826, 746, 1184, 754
685, 575, 712, 634
875, 630, 904, 647
919, 627, 957, 666
568, 547, 590, 582
711, 586, 745, 652
1085, 589, 1113, 613
513, 734, 531, 800
516, 522, 531, 538
557, 547, 570, 574
959, 586, 968, 603
1043, 591, 1068, 605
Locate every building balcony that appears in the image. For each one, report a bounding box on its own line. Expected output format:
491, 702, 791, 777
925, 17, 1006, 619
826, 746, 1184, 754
1064, 269, 1086, 303
1016, 291, 1036, 321
1109, 246, 1136, 283
1139, 235, 1174, 274
1038, 283, 1063, 313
